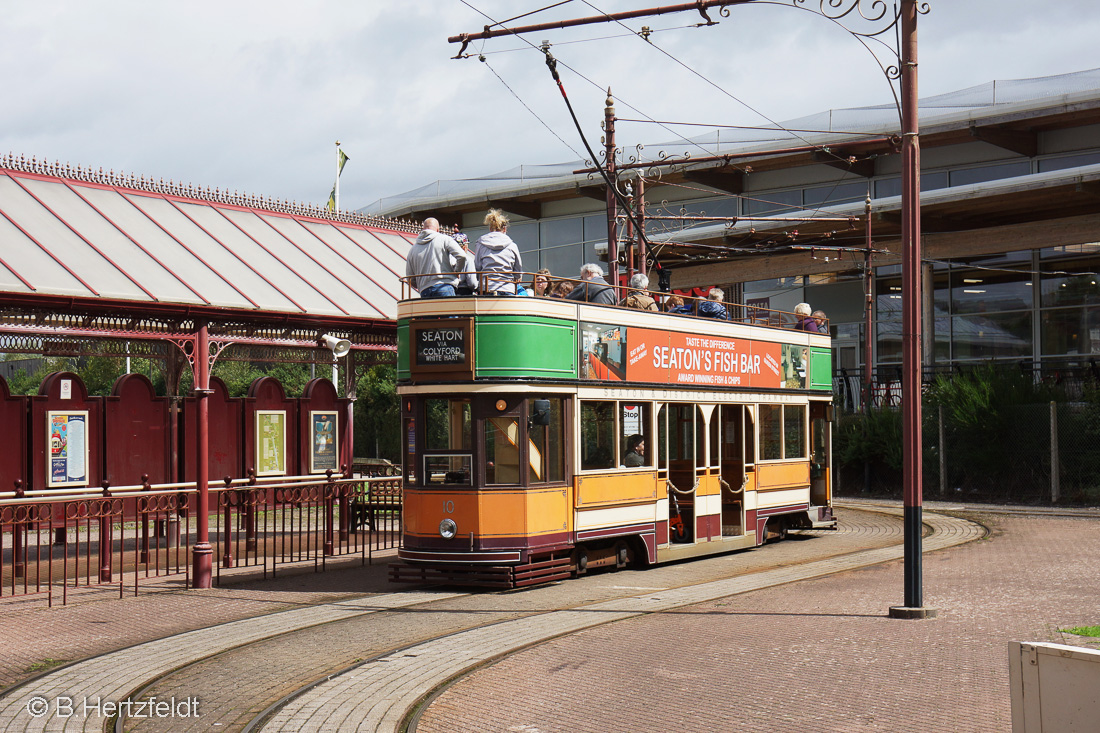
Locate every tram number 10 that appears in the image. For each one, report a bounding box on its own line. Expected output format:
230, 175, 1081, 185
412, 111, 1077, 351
443, 500, 455, 514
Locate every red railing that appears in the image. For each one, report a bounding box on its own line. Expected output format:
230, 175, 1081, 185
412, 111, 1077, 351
0, 473, 402, 607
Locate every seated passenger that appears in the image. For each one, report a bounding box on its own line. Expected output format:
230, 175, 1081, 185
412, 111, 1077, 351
621, 273, 659, 311
794, 302, 818, 331
698, 288, 730, 320
530, 269, 553, 297
451, 226, 477, 296
550, 280, 574, 298
812, 309, 830, 334
664, 294, 687, 313
624, 434, 647, 467
564, 263, 616, 305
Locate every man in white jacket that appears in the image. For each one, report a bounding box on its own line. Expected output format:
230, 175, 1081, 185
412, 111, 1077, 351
405, 218, 466, 298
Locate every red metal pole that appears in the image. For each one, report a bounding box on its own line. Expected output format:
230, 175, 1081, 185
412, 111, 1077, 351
192, 322, 213, 588
605, 91, 619, 292
893, 0, 931, 617
864, 194, 874, 399
637, 177, 647, 279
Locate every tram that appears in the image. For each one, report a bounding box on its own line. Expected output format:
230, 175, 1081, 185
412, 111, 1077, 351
389, 284, 836, 588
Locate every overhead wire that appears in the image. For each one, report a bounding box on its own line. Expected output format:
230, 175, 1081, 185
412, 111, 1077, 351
576, 0, 852, 163
455, 1, 883, 266
480, 57, 587, 160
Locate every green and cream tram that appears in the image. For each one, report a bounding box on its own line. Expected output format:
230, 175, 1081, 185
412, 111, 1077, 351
390, 290, 836, 588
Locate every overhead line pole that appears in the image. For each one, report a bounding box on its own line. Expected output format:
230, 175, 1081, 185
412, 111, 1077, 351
890, 0, 934, 620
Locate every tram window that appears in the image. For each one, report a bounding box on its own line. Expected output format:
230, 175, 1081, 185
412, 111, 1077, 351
696, 407, 706, 466
404, 416, 417, 484
424, 454, 472, 485
668, 404, 695, 463
425, 399, 472, 451
812, 416, 828, 467
580, 401, 616, 470
657, 404, 668, 470
785, 405, 806, 458
710, 407, 720, 467
620, 402, 651, 468
759, 405, 783, 460
485, 413, 521, 484
744, 408, 756, 465
529, 397, 565, 483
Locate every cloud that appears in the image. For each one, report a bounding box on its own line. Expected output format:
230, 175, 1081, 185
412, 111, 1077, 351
2, 0, 1100, 213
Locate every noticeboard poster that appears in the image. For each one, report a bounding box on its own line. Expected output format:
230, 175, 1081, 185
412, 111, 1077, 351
256, 410, 287, 476
309, 410, 339, 474
48, 411, 89, 488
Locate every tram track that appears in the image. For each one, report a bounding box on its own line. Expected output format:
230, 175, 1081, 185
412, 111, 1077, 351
0, 507, 980, 732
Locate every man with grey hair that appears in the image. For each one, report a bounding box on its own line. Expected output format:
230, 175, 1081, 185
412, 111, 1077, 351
621, 272, 658, 311
698, 287, 729, 320
564, 263, 616, 305
405, 217, 466, 298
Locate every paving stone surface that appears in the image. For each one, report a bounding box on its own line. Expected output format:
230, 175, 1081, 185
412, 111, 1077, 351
414, 509, 1100, 733
0, 507, 908, 731
260, 509, 980, 732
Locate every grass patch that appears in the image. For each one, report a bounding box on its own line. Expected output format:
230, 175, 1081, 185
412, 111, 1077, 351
25, 658, 67, 674
1062, 625, 1100, 637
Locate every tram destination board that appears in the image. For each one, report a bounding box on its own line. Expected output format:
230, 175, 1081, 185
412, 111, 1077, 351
410, 318, 475, 378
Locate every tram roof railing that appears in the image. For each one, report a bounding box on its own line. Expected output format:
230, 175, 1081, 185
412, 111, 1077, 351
398, 272, 826, 333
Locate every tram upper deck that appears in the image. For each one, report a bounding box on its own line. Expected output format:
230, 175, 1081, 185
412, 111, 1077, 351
396, 293, 832, 390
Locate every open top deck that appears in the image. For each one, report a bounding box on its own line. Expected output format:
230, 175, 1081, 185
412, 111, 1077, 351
396, 295, 832, 391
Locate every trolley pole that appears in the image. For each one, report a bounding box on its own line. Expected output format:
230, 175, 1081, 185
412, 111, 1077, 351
604, 91, 619, 291
890, 0, 935, 620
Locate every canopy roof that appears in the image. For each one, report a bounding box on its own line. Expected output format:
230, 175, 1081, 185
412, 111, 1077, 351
0, 158, 416, 326
365, 67, 1100, 219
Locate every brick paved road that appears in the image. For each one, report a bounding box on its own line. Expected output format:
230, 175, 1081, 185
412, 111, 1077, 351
0, 507, 912, 732
259, 509, 979, 733
131, 508, 910, 732
414, 509, 1100, 733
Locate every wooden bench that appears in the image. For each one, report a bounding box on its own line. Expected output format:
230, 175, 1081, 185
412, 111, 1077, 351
349, 481, 402, 531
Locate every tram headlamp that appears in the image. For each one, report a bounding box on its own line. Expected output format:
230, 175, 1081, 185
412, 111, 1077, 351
439, 518, 457, 540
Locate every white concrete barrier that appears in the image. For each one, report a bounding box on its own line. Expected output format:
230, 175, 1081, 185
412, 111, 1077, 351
1009, 641, 1100, 732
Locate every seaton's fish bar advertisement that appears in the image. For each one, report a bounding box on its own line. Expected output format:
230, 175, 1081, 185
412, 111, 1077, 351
579, 321, 807, 390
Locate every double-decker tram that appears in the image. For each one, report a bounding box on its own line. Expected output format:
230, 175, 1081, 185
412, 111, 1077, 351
390, 286, 836, 588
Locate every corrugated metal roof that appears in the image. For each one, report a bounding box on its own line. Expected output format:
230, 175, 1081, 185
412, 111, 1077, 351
0, 165, 415, 320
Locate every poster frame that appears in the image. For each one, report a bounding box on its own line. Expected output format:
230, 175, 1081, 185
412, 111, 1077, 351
308, 410, 340, 474
47, 410, 90, 488
255, 410, 287, 477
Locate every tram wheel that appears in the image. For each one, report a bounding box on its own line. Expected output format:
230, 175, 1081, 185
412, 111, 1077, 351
614, 540, 631, 569
775, 518, 789, 542
573, 547, 588, 576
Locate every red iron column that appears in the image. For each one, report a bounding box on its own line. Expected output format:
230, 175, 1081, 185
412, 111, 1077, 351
192, 322, 213, 588
892, 0, 934, 619
604, 91, 619, 291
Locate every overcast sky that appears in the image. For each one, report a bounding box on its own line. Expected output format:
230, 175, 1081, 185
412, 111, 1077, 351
3, 1, 1099, 215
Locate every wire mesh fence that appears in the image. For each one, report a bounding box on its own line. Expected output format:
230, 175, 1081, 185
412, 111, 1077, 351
835, 400, 1100, 505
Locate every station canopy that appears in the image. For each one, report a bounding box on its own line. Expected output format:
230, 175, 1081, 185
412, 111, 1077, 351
363, 67, 1100, 218
0, 157, 418, 367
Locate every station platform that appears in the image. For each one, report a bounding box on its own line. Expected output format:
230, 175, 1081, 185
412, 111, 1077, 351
0, 500, 1096, 732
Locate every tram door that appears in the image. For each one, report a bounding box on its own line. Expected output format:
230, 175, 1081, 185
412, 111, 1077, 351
809, 402, 831, 506
660, 403, 697, 544
718, 404, 747, 537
